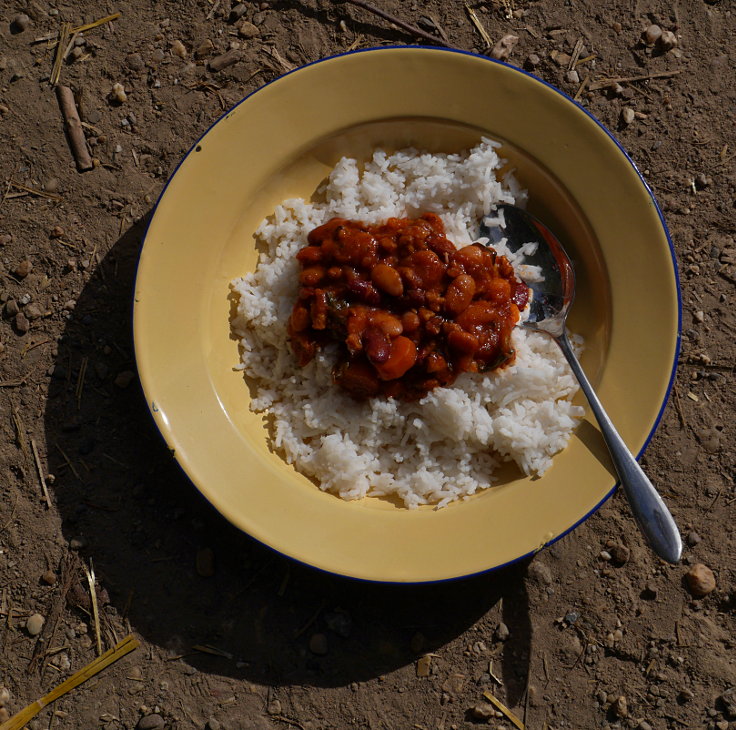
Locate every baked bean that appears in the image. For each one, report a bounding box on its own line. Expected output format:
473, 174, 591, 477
444, 274, 476, 315
447, 329, 479, 355
401, 310, 420, 333
299, 265, 326, 286
369, 310, 403, 337
371, 263, 404, 296
289, 305, 310, 333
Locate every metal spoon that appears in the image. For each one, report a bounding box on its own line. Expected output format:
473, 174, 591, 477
481, 204, 682, 564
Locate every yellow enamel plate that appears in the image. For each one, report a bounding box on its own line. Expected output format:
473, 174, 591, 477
134, 48, 680, 582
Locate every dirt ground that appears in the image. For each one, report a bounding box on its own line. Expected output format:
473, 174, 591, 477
0, 0, 734, 728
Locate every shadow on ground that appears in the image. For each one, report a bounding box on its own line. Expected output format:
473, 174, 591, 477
44, 216, 532, 697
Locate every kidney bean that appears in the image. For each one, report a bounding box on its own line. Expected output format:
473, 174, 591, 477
363, 326, 391, 364
444, 274, 476, 315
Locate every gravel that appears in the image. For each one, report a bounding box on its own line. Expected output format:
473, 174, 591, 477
685, 563, 716, 597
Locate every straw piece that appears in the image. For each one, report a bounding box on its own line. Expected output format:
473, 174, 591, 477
482, 690, 525, 730
30, 439, 52, 509
71, 12, 120, 34
84, 561, 103, 656
464, 4, 492, 48
0, 635, 139, 730
49, 22, 72, 86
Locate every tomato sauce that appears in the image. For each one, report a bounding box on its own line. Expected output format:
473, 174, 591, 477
288, 214, 529, 400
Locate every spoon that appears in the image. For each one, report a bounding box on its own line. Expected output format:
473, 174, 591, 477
481, 204, 682, 564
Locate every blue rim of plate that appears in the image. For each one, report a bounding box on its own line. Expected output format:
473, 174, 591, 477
135, 45, 683, 584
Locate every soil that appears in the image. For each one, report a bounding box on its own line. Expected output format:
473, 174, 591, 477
0, 1, 734, 729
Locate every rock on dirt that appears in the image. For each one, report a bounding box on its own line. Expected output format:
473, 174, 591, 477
718, 687, 736, 719
26, 613, 45, 636
137, 714, 165, 730
685, 563, 716, 597
491, 34, 519, 60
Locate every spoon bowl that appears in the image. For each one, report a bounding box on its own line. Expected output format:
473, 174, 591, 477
482, 204, 682, 564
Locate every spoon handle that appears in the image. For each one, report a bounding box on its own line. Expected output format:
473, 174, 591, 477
555, 333, 682, 564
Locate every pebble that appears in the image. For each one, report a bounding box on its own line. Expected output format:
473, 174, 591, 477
659, 30, 678, 51
525, 53, 541, 68
469, 703, 495, 721
694, 172, 711, 189
565, 69, 580, 84
25, 303, 43, 320
0, 233, 12, 246
238, 20, 260, 39
527, 560, 553, 585
308, 633, 328, 655
26, 613, 45, 636
416, 655, 431, 677
11, 13, 31, 32
324, 609, 352, 638
267, 699, 282, 715
0, 686, 10, 705
127, 53, 145, 72
229, 3, 247, 22
195, 39, 214, 59
494, 622, 510, 641
14, 312, 30, 334
137, 714, 165, 730
599, 550, 612, 561
208, 50, 243, 72
636, 721, 653, 730
490, 34, 519, 61
19, 293, 31, 306
564, 611, 579, 624
644, 24, 662, 45
44, 178, 60, 193
195, 547, 215, 577
611, 21, 623, 33
114, 370, 136, 388
685, 563, 716, 597
678, 688, 694, 703
4, 300, 19, 318
621, 107, 636, 125
205, 720, 221, 730
610, 543, 630, 565
41, 570, 57, 586
719, 687, 736, 719
611, 695, 628, 718
693, 310, 705, 322
171, 40, 187, 58
109, 83, 127, 104
14, 260, 33, 278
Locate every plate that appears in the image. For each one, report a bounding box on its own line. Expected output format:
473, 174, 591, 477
133, 47, 680, 582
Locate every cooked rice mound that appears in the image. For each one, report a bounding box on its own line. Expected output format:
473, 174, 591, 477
231, 139, 584, 508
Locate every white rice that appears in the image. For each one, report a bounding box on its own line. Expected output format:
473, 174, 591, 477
231, 139, 584, 509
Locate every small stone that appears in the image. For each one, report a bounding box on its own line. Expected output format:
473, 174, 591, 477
527, 560, 553, 585
0, 233, 12, 246
524, 53, 541, 69
324, 609, 352, 638
718, 687, 736, 719
658, 30, 678, 51
237, 20, 259, 39
41, 570, 56, 585
716, 721, 729, 730
494, 622, 510, 641
686, 563, 716, 597
44, 178, 60, 193
636, 721, 653, 730
490, 34, 519, 61
171, 40, 187, 58
565, 69, 580, 84
137, 714, 165, 730
309, 633, 328, 655
267, 699, 282, 715
0, 686, 11, 705
207, 50, 243, 72
4, 300, 19, 318
195, 547, 215, 577
621, 107, 636, 125
643, 24, 662, 45
24, 303, 43, 320
109, 82, 127, 104
206, 720, 222, 730
693, 310, 705, 322
18, 293, 31, 306
694, 172, 711, 189
70, 536, 87, 550
599, 550, 612, 561
612, 21, 622, 33
26, 613, 45, 636
610, 544, 630, 565
677, 688, 694, 704
469, 703, 495, 720
63, 299, 77, 311
550, 50, 572, 67
416, 655, 431, 677
114, 370, 136, 388
14, 312, 30, 334
229, 3, 247, 22
11, 13, 31, 33
564, 611, 579, 624
14, 260, 33, 278
195, 39, 214, 59
611, 695, 628, 718
127, 52, 145, 72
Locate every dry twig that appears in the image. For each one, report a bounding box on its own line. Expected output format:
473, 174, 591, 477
588, 69, 682, 90
56, 86, 94, 172
8, 182, 62, 201
84, 561, 103, 656
465, 4, 493, 48
30, 439, 52, 509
